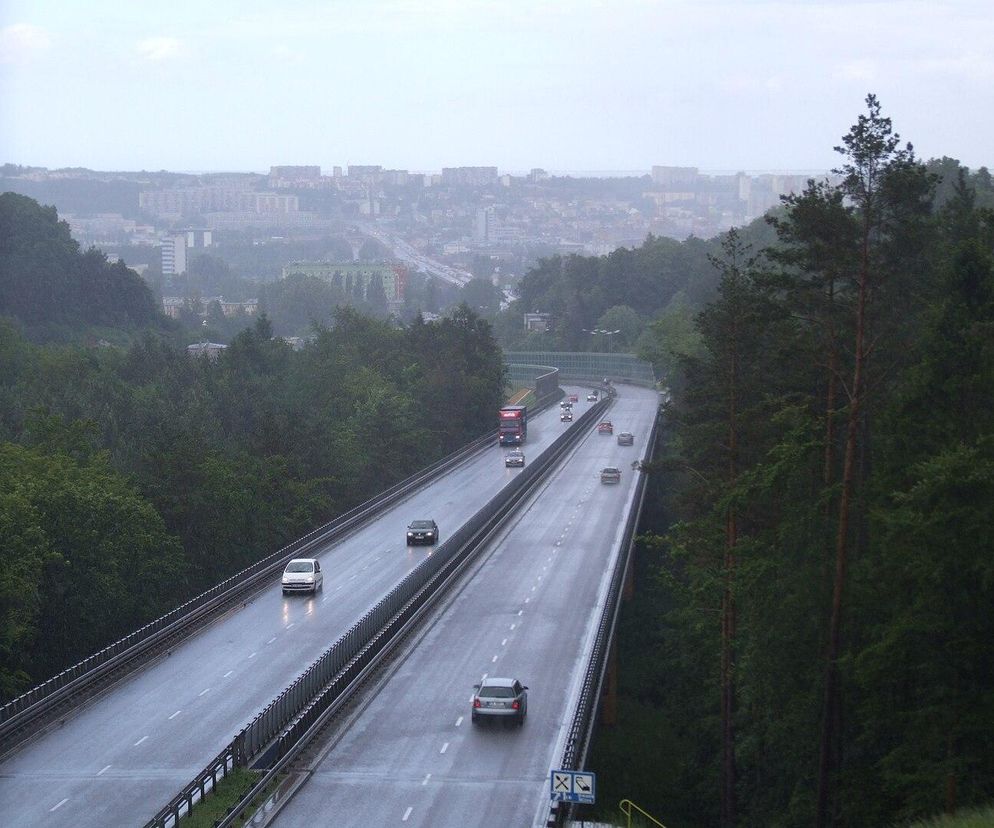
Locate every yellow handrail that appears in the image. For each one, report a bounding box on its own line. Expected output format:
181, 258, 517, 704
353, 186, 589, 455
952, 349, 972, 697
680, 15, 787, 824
619, 798, 668, 828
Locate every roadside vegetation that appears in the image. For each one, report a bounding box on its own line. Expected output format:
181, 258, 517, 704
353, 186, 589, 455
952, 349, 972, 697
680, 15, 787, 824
586, 96, 994, 827
0, 194, 506, 699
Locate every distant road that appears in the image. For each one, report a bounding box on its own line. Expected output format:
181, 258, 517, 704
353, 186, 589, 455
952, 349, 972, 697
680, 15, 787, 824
357, 225, 473, 287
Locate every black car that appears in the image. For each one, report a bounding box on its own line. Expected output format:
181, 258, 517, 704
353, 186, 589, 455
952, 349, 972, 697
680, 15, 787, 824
406, 519, 439, 545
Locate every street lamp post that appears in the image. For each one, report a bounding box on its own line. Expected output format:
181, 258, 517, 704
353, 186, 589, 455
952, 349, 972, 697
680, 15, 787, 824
582, 328, 621, 353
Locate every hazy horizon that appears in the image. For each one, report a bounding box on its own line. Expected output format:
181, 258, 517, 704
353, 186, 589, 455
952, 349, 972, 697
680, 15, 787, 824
2, 1, 992, 173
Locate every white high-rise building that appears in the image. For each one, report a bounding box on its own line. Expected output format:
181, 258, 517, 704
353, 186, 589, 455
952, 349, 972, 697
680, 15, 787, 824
161, 233, 187, 275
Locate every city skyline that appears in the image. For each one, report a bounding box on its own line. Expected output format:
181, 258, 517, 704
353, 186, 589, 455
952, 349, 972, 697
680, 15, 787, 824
2, 1, 992, 173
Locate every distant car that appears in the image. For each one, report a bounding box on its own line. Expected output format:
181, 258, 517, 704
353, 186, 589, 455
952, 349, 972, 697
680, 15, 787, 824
505, 449, 525, 467
586, 391, 599, 402
471, 677, 528, 726
560, 410, 573, 422
617, 432, 634, 446
407, 519, 439, 545
597, 421, 613, 434
560, 400, 572, 409
568, 393, 579, 403
600, 467, 622, 484
281, 558, 323, 594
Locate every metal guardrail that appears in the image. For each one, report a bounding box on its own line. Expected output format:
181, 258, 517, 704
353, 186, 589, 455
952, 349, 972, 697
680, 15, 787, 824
145, 397, 612, 828
548, 397, 660, 827
0, 410, 542, 753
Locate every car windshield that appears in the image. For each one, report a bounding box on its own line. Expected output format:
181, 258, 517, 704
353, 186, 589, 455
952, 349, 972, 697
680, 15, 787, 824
479, 685, 514, 698
285, 561, 313, 573
410, 521, 434, 529
603, 468, 619, 474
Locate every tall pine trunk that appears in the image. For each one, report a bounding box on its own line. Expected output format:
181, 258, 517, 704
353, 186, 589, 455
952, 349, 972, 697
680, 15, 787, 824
816, 212, 869, 827
721, 357, 739, 828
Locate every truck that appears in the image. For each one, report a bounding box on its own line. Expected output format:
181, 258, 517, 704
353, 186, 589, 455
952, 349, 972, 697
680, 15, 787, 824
498, 405, 528, 446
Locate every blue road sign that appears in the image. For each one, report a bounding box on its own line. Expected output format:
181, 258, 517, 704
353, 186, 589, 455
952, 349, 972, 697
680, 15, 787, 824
550, 769, 596, 804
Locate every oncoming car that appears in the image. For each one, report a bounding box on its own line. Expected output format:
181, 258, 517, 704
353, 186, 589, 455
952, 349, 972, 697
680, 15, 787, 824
617, 431, 634, 446
406, 519, 439, 545
597, 421, 613, 435
600, 467, 622, 484
281, 558, 323, 594
471, 677, 528, 726
504, 449, 525, 467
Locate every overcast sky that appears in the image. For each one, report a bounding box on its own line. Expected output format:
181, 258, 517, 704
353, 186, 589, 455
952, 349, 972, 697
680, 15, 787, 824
1, 0, 991, 175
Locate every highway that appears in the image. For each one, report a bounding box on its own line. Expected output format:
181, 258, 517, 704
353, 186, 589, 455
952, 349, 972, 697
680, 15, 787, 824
357, 225, 473, 286
273, 385, 659, 828
0, 395, 595, 827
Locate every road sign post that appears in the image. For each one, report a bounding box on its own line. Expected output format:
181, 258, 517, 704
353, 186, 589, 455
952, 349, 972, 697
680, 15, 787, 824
550, 769, 596, 805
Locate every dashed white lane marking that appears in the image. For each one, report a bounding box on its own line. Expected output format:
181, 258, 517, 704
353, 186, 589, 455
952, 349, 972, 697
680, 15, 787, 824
286, 623, 295, 630
510, 623, 516, 630
348, 574, 357, 581
531, 586, 536, 592
267, 637, 277, 644
248, 652, 257, 659
199, 688, 211, 696
524, 598, 530, 603
322, 596, 329, 602
224, 670, 234, 678
50, 798, 69, 812
168, 710, 181, 720
482, 673, 488, 680
501, 638, 507, 646
97, 765, 111, 776
440, 742, 449, 754
491, 655, 498, 663
134, 736, 148, 746
518, 610, 523, 616
422, 773, 431, 786
403, 806, 413, 821
455, 716, 464, 726
334, 585, 343, 591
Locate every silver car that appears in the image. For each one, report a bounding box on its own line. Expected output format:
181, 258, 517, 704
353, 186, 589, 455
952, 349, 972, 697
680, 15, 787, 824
600, 467, 622, 484
471, 677, 528, 726
281, 558, 323, 594
504, 449, 525, 467
617, 432, 634, 446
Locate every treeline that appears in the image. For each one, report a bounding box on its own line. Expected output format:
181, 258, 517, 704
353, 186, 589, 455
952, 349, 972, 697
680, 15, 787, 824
0, 302, 505, 701
0, 192, 164, 341
591, 96, 994, 826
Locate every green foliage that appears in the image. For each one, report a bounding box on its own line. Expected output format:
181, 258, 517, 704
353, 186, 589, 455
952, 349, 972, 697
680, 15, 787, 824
0, 290, 505, 698
0, 440, 185, 695
606, 97, 994, 828
497, 233, 720, 350
0, 192, 162, 339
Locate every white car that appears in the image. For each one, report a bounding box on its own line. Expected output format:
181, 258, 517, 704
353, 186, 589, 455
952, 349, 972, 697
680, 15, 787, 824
281, 558, 323, 594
